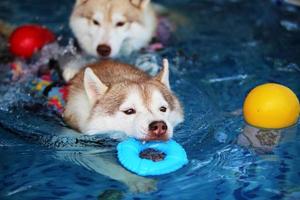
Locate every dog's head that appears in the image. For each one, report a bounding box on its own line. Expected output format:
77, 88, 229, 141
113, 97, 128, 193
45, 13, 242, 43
70, 0, 153, 58
84, 60, 184, 141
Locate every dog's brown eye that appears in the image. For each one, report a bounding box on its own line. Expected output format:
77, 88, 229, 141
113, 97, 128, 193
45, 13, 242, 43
92, 19, 100, 26
116, 21, 125, 27
123, 108, 136, 115
160, 106, 167, 112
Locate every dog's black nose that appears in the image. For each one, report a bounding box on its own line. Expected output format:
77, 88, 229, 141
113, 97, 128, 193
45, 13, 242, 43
97, 44, 111, 57
148, 121, 168, 137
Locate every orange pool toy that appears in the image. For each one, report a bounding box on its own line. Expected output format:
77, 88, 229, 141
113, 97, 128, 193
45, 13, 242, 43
243, 83, 300, 129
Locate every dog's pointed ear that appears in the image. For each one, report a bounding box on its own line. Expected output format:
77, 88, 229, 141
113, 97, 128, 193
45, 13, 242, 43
129, 0, 150, 9
75, 0, 88, 6
155, 59, 170, 90
140, 0, 150, 9
84, 67, 108, 103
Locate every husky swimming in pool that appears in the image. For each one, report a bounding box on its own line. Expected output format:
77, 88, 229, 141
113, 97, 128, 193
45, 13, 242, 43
63, 59, 183, 140
60, 58, 184, 193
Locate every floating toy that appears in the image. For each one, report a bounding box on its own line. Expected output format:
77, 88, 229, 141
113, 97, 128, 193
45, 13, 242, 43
243, 83, 300, 129
117, 138, 188, 176
31, 73, 68, 113
9, 24, 55, 58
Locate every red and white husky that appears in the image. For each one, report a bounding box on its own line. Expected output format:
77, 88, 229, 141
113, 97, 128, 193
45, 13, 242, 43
64, 59, 184, 141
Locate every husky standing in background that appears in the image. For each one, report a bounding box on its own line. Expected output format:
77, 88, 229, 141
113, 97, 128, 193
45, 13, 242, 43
70, 0, 157, 58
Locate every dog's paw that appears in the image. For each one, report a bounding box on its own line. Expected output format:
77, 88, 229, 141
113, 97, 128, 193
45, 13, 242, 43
61, 57, 87, 82
125, 177, 157, 193
63, 65, 81, 82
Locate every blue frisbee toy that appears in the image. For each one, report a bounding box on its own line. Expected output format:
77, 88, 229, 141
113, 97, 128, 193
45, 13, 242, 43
117, 138, 188, 176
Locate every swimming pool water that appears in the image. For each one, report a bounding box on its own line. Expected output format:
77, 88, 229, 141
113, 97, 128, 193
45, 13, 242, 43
0, 0, 300, 199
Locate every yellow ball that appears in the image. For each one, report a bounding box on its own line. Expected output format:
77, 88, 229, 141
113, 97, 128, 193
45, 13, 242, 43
243, 83, 300, 129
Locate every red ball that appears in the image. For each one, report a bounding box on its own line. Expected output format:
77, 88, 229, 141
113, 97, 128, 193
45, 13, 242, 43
9, 25, 55, 59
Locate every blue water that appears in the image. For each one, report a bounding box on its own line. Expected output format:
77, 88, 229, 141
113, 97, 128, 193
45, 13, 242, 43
0, 0, 300, 199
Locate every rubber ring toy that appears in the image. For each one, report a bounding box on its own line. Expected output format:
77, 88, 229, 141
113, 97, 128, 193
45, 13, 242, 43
117, 138, 188, 176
